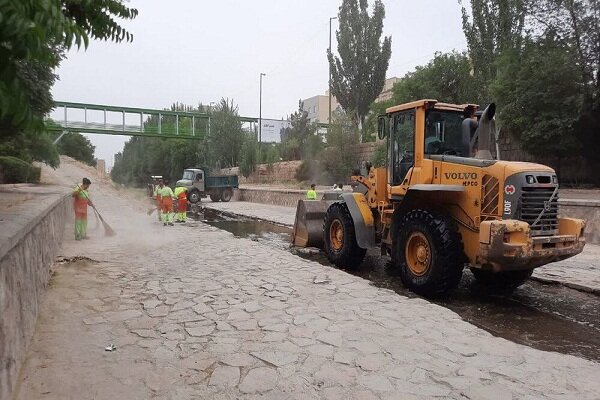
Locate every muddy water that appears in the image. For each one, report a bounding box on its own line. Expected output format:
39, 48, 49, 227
194, 209, 600, 362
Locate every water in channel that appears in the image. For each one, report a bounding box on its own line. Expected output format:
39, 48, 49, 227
191, 208, 600, 362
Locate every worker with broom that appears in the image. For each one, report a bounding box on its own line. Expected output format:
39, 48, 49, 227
72, 178, 93, 240
159, 178, 176, 226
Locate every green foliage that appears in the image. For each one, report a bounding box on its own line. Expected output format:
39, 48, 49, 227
280, 101, 322, 161
363, 99, 391, 143
328, 0, 392, 133
460, 0, 527, 101
0, 0, 137, 131
240, 133, 258, 178
392, 51, 483, 105
53, 132, 96, 166
493, 36, 583, 160
210, 98, 245, 168
0, 156, 41, 183
317, 111, 359, 183
0, 129, 60, 168
371, 142, 387, 168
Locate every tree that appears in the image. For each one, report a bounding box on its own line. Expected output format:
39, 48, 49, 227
239, 133, 258, 178
393, 51, 483, 105
327, 0, 391, 137
460, 0, 527, 101
54, 133, 96, 166
280, 101, 321, 161
318, 110, 359, 182
209, 98, 245, 168
0, 0, 137, 132
493, 36, 583, 171
528, 0, 600, 165
111, 103, 213, 186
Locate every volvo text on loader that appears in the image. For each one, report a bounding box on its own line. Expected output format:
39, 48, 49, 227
291, 99, 586, 297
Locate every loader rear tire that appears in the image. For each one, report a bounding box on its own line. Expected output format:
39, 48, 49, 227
395, 209, 464, 297
470, 268, 533, 292
323, 203, 366, 269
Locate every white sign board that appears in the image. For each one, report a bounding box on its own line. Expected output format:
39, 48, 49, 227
260, 119, 291, 143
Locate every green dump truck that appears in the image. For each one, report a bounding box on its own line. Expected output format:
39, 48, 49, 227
176, 168, 238, 203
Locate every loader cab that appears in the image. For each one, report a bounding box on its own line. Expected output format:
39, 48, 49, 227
378, 100, 484, 192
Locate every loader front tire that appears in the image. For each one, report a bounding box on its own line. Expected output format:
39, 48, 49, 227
323, 203, 366, 269
395, 209, 464, 297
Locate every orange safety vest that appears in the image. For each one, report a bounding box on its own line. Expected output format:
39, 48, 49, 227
72, 186, 90, 217
177, 190, 187, 211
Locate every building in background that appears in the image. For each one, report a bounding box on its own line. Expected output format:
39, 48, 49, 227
300, 92, 340, 124
301, 77, 399, 124
376, 77, 399, 103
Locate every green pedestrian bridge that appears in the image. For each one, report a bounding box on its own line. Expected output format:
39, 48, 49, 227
46, 101, 259, 140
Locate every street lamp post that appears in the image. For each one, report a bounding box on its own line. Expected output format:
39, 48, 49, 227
329, 16, 338, 129
208, 101, 215, 138
259, 72, 266, 160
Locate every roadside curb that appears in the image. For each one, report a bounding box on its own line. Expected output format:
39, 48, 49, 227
530, 275, 600, 296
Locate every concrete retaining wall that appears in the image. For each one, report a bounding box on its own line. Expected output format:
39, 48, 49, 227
0, 193, 69, 400
559, 199, 600, 245
237, 187, 305, 208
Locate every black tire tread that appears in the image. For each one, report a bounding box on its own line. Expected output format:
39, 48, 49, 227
221, 188, 233, 202
323, 203, 366, 269
395, 209, 464, 297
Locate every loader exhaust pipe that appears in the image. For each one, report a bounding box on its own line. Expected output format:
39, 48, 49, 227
472, 103, 496, 159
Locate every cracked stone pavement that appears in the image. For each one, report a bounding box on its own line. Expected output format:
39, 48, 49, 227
13, 161, 600, 399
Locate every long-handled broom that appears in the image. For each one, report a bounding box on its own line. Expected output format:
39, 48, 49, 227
90, 204, 116, 236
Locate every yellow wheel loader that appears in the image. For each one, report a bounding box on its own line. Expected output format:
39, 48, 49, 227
292, 99, 586, 296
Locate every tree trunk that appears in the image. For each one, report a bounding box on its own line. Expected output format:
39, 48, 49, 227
356, 110, 363, 143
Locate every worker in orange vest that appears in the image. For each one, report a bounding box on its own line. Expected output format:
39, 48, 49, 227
174, 186, 188, 223
72, 178, 93, 240
159, 179, 176, 226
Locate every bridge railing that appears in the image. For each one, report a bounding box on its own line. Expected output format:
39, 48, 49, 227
47, 101, 219, 139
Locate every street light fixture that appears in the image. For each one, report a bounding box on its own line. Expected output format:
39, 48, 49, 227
259, 72, 266, 159
329, 16, 338, 129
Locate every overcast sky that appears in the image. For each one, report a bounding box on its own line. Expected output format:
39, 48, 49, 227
51, 0, 468, 167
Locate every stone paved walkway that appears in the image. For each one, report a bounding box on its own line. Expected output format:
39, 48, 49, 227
14, 164, 600, 399
203, 201, 600, 295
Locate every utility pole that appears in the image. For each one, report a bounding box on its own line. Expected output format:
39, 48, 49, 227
259, 72, 266, 160
328, 16, 337, 131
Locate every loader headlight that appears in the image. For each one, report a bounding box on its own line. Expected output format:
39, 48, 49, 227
526, 175, 536, 184
552, 175, 558, 184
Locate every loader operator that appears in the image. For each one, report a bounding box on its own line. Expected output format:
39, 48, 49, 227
159, 179, 176, 226
174, 186, 188, 223
306, 184, 317, 200
72, 178, 93, 240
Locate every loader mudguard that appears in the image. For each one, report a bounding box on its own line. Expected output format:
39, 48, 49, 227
340, 193, 376, 249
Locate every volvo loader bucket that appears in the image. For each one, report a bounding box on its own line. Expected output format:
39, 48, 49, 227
292, 200, 330, 248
